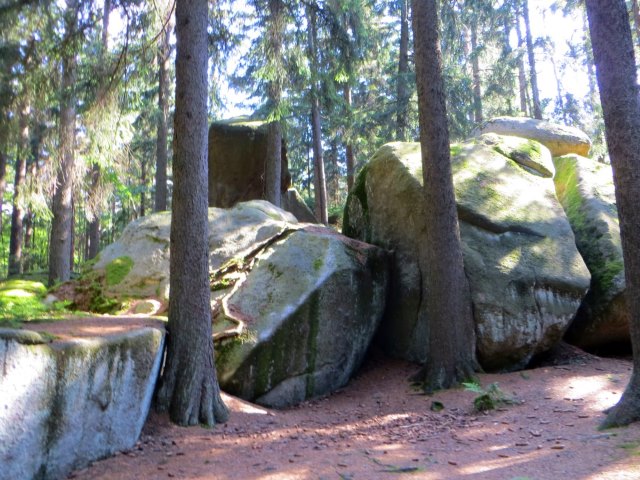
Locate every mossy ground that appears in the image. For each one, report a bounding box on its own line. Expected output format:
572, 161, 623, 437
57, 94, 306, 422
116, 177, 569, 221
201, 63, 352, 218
0, 278, 70, 328
105, 256, 134, 286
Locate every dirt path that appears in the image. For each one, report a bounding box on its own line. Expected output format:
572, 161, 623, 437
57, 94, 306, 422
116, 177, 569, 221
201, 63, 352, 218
64, 341, 640, 480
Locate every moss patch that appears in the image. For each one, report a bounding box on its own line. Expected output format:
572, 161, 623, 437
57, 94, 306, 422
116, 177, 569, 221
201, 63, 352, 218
105, 256, 134, 286
0, 279, 68, 327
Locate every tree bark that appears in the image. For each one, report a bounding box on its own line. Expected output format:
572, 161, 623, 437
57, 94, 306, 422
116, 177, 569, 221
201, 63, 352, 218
8, 99, 29, 276
411, 0, 477, 392
264, 0, 284, 208
49, 2, 78, 286
396, 0, 410, 141
307, 5, 328, 224
515, 12, 529, 115
585, 0, 640, 429
0, 113, 8, 242
87, 0, 111, 260
155, 0, 229, 427
522, 0, 542, 119
155, 7, 171, 212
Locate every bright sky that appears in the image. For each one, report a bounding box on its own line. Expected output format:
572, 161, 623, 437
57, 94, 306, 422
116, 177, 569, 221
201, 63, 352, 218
105, 0, 592, 121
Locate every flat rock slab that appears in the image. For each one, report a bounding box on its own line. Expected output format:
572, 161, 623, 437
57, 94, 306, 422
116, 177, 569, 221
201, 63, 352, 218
0, 323, 165, 480
476, 116, 592, 157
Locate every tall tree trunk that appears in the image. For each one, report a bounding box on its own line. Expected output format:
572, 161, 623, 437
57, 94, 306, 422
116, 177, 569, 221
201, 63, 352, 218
515, 12, 529, 115
550, 50, 566, 123
522, 0, 542, 119
8, 99, 30, 277
87, 0, 111, 259
582, 9, 598, 114
307, 6, 328, 224
396, 0, 410, 141
0, 114, 8, 244
49, 4, 78, 286
410, 0, 477, 392
586, 0, 640, 429
155, 6, 171, 212
155, 0, 229, 427
344, 83, 355, 192
23, 125, 42, 272
632, 0, 640, 47
264, 0, 284, 207
140, 157, 147, 217
470, 21, 483, 124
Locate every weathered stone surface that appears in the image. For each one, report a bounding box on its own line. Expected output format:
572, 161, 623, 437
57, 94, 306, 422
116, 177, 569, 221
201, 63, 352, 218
344, 137, 590, 370
95, 201, 388, 407
208, 118, 291, 208
215, 227, 388, 407
281, 187, 318, 223
553, 154, 628, 348
0, 327, 164, 480
476, 116, 592, 157
94, 201, 298, 300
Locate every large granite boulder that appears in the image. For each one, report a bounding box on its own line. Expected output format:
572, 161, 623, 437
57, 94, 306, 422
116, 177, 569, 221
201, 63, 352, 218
553, 154, 628, 349
94, 201, 388, 407
208, 118, 290, 208
344, 136, 590, 370
0, 327, 164, 480
476, 116, 592, 157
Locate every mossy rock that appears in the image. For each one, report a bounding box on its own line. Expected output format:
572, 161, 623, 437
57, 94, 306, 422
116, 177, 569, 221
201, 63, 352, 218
553, 154, 628, 349
343, 137, 590, 371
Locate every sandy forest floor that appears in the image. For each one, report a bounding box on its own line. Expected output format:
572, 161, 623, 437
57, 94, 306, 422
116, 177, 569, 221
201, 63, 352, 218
27, 318, 640, 480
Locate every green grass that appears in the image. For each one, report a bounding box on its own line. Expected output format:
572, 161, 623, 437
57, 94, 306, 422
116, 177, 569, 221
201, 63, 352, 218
0, 278, 70, 327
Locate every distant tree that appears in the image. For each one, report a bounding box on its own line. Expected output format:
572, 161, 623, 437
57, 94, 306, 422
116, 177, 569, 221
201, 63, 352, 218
154, 0, 172, 213
585, 0, 640, 428
411, 0, 477, 391
306, 4, 328, 224
264, 0, 284, 208
522, 0, 542, 119
396, 0, 410, 141
155, 0, 229, 426
8, 97, 29, 276
49, 0, 79, 286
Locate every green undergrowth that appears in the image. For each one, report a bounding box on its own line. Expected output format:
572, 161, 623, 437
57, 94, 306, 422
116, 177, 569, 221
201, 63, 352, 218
0, 278, 70, 328
463, 381, 520, 412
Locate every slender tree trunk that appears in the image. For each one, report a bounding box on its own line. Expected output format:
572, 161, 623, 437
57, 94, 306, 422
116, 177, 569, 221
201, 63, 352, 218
87, 0, 111, 260
586, 0, 640, 429
264, 0, 284, 207
155, 0, 229, 427
307, 6, 328, 224
632, 0, 640, 47
522, 0, 542, 119
140, 158, 147, 217
411, 0, 477, 392
0, 118, 7, 245
8, 99, 29, 276
396, 0, 410, 141
155, 7, 171, 212
470, 21, 483, 124
49, 4, 78, 286
515, 13, 529, 115
345, 84, 356, 192
550, 51, 566, 123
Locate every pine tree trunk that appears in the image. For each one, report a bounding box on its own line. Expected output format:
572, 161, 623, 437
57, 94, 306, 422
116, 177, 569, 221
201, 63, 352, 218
522, 0, 542, 119
470, 22, 483, 124
515, 13, 529, 115
344, 83, 356, 192
140, 158, 147, 217
0, 117, 7, 242
155, 0, 228, 427
264, 0, 284, 208
396, 0, 410, 141
411, 0, 477, 392
87, 0, 111, 259
307, 6, 328, 224
9, 99, 29, 277
585, 0, 640, 429
49, 5, 77, 286
155, 9, 171, 212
